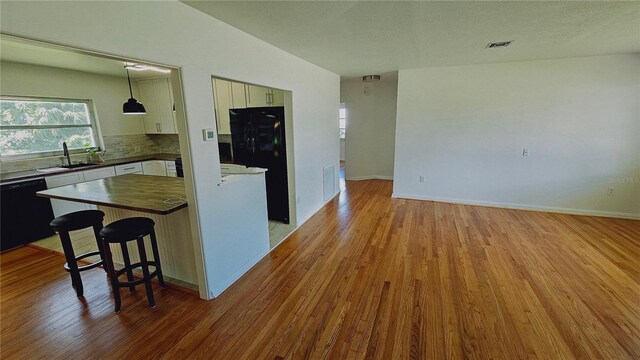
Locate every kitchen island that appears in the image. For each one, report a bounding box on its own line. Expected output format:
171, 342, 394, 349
37, 174, 198, 289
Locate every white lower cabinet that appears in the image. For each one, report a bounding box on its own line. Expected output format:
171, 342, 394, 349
83, 167, 116, 181
45, 172, 90, 217
45, 160, 173, 217
82, 167, 117, 210
142, 160, 167, 176
165, 160, 177, 177
115, 162, 143, 175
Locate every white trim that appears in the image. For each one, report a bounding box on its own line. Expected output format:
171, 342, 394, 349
391, 192, 640, 220
347, 175, 394, 181
210, 246, 270, 298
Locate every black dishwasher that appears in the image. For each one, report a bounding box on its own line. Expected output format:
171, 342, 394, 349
1, 178, 55, 251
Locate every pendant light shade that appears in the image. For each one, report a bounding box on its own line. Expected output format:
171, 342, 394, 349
123, 98, 146, 114
122, 67, 146, 115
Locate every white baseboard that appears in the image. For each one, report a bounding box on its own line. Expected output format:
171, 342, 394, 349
391, 192, 640, 220
210, 246, 269, 298
346, 175, 393, 181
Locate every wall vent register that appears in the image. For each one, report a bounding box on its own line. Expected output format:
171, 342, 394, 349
486, 41, 513, 48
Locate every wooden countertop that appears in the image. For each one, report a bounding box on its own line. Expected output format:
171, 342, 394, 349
36, 174, 187, 215
0, 153, 180, 183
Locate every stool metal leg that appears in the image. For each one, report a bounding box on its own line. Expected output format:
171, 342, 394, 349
58, 230, 83, 297
102, 241, 122, 313
149, 229, 165, 287
120, 242, 136, 293
136, 236, 156, 308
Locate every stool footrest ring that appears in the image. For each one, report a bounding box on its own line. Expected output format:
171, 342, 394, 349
113, 261, 160, 287
64, 251, 104, 272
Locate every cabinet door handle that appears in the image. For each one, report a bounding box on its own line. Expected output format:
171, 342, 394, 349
266, 93, 269, 105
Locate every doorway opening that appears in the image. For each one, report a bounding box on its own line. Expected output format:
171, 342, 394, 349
0, 34, 207, 296
211, 77, 296, 248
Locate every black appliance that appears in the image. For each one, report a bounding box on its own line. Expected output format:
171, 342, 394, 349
1, 178, 55, 251
230, 106, 289, 223
218, 142, 232, 162
175, 157, 184, 178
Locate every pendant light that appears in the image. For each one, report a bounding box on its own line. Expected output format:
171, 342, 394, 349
122, 67, 146, 115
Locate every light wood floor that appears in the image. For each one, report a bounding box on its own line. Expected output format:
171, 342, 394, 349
1, 179, 639, 359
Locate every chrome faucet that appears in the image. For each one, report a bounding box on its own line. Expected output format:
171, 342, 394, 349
62, 142, 71, 167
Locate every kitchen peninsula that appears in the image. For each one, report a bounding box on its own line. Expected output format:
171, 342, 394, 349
37, 174, 198, 288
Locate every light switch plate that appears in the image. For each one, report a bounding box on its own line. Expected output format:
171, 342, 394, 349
203, 129, 215, 141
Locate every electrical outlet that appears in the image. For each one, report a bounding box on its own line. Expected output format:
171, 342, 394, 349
134, 145, 140, 153
607, 187, 615, 196
522, 148, 529, 157
419, 175, 425, 183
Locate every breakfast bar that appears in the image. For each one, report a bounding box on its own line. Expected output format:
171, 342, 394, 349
37, 174, 198, 288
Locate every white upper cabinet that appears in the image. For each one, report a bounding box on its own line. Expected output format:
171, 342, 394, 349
213, 79, 250, 135
245, 84, 271, 108
245, 84, 285, 107
231, 81, 247, 108
271, 88, 285, 106
137, 78, 177, 134
213, 78, 233, 135
213, 78, 286, 134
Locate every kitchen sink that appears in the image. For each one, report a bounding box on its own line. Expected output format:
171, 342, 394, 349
62, 163, 95, 169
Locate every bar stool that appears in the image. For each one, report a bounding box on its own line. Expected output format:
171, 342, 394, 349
99, 217, 165, 313
49, 210, 106, 298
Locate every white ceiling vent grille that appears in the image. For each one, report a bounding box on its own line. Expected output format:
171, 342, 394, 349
486, 41, 513, 48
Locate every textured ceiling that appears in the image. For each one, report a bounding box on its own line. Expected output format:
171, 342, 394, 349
183, 1, 640, 76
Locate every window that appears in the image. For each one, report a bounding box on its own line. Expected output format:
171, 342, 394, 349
0, 97, 99, 159
339, 103, 346, 139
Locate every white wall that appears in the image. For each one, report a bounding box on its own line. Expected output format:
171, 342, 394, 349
340, 76, 397, 180
1, 61, 144, 136
0, 1, 340, 298
393, 54, 640, 219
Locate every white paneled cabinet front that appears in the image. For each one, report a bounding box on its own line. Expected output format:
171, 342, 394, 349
245, 84, 271, 107
271, 88, 285, 106
82, 167, 117, 210
137, 78, 177, 134
166, 160, 177, 177
245, 85, 285, 107
115, 162, 143, 175
45, 172, 89, 217
142, 160, 167, 176
83, 167, 116, 181
213, 78, 233, 135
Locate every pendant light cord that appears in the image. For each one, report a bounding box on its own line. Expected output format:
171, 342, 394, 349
126, 68, 134, 98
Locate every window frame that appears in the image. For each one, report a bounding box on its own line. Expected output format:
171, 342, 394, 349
339, 103, 346, 139
0, 96, 102, 160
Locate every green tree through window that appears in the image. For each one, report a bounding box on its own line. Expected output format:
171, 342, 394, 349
0, 98, 98, 157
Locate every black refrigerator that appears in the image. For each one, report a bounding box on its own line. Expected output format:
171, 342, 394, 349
229, 106, 290, 224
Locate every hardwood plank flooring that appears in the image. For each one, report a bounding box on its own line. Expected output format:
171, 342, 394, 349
1, 179, 639, 359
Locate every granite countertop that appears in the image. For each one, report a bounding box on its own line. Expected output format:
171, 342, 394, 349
36, 174, 187, 215
0, 153, 180, 183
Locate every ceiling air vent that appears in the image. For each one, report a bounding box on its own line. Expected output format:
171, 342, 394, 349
486, 41, 513, 49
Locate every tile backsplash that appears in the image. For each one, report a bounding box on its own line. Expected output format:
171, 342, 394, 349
0, 134, 180, 174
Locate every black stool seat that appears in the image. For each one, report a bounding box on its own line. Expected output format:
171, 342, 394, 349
99, 217, 155, 242
50, 210, 106, 232
49, 210, 106, 298
99, 217, 165, 313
